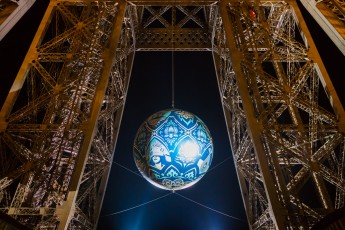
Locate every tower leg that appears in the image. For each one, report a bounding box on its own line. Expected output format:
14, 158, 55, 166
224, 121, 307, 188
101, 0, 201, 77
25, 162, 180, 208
215, 0, 345, 228
0, 0, 134, 229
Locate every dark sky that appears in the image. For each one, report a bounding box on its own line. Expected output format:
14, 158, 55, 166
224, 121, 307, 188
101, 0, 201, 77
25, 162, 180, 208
97, 51, 248, 230
0, 1, 344, 230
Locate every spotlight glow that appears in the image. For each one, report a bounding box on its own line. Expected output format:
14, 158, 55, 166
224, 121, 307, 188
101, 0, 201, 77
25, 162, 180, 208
178, 140, 200, 162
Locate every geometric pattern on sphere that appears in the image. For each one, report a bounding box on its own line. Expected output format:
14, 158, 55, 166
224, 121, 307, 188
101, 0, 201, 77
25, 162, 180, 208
133, 109, 213, 190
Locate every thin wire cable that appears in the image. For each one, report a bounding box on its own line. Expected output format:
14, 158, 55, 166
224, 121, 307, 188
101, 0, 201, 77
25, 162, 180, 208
112, 161, 142, 178
171, 6, 175, 108
171, 46, 175, 108
112, 161, 243, 221
174, 192, 244, 222
207, 156, 232, 173
104, 192, 173, 216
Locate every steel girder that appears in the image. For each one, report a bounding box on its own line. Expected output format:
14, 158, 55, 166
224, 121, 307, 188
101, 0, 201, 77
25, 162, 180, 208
215, 0, 345, 228
0, 0, 344, 229
299, 0, 345, 55
0, 0, 37, 41
0, 0, 134, 229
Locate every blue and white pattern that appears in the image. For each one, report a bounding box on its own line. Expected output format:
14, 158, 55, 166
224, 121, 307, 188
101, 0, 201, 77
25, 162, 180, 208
133, 109, 213, 190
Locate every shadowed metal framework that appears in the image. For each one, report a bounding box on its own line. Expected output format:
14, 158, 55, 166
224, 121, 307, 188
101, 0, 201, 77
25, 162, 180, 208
299, 0, 345, 55
0, 0, 37, 41
0, 0, 344, 229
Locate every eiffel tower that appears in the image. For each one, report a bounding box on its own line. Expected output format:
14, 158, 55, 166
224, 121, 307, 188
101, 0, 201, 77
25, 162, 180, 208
0, 0, 344, 229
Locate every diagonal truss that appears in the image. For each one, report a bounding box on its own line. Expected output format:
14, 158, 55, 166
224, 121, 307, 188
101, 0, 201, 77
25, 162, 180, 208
0, 0, 134, 229
300, 0, 345, 55
0, 0, 344, 229
133, 5, 212, 50
214, 0, 345, 228
0, 0, 37, 41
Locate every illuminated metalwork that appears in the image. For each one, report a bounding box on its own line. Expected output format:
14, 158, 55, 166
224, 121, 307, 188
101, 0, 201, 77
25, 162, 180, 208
0, 0, 134, 229
300, 0, 345, 55
214, 1, 345, 228
0, 0, 36, 41
0, 0, 344, 229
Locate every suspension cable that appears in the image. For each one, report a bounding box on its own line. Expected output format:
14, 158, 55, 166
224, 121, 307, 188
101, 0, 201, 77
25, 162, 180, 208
104, 192, 173, 216
111, 160, 244, 222
171, 6, 175, 108
174, 192, 244, 222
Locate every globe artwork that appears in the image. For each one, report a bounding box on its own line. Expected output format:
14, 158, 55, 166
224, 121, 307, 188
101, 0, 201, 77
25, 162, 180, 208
133, 109, 213, 190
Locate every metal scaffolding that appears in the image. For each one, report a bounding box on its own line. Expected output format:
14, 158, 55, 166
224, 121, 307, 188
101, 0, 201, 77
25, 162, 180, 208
0, 0, 344, 229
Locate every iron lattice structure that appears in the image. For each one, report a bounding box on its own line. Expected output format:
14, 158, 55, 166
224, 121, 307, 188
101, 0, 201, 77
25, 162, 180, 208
0, 0, 344, 229
0, 0, 37, 41
299, 0, 345, 55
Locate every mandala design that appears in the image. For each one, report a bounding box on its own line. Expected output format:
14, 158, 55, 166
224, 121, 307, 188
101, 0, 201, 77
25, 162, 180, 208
133, 109, 213, 190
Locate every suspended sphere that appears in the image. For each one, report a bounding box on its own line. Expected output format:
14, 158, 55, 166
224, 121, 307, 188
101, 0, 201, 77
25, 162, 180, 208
133, 109, 213, 190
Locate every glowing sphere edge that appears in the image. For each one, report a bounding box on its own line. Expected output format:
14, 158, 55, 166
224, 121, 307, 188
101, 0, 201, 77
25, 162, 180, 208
133, 108, 213, 190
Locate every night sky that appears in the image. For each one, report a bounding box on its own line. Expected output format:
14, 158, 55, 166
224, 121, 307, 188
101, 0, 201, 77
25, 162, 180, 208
97, 51, 248, 230
0, 1, 344, 230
